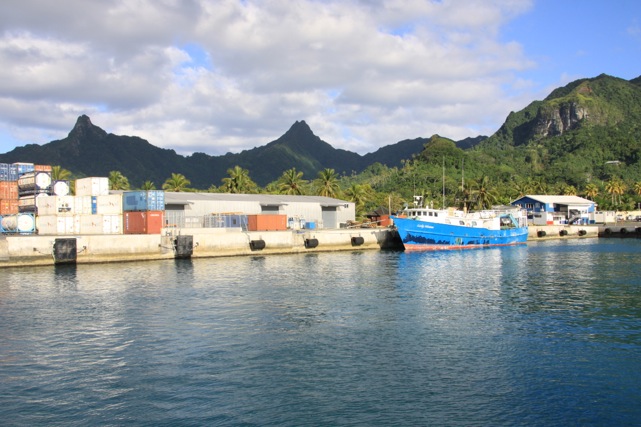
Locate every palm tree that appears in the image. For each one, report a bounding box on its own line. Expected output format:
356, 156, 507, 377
345, 183, 372, 219
470, 175, 498, 210
162, 173, 190, 192
605, 178, 626, 206
314, 168, 340, 198
584, 183, 599, 200
562, 184, 577, 196
633, 181, 641, 196
277, 168, 307, 195
141, 180, 156, 190
221, 165, 257, 194
512, 178, 528, 199
51, 165, 72, 181
108, 171, 130, 190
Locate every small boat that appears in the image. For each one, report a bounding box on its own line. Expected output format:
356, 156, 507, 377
391, 205, 529, 251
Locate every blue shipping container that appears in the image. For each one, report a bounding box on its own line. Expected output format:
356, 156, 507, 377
122, 190, 165, 211
0, 164, 19, 181
14, 163, 35, 176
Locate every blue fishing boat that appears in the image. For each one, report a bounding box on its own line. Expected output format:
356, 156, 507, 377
391, 205, 529, 251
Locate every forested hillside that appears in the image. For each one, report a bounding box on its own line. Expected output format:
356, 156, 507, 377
1, 73, 640, 219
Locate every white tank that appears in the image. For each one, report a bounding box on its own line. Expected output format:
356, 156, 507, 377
1, 214, 35, 233
18, 171, 52, 191
52, 180, 70, 196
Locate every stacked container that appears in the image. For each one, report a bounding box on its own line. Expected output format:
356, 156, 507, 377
122, 190, 165, 234
36, 176, 123, 235
0, 162, 50, 234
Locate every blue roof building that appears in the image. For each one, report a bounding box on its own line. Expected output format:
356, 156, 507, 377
512, 195, 596, 225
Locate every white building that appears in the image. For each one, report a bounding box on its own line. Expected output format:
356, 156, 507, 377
164, 192, 356, 229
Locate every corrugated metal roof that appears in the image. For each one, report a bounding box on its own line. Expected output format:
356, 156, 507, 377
164, 192, 351, 205
522, 195, 594, 205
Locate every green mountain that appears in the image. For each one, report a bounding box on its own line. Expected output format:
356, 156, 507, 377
474, 73, 641, 186
0, 117, 448, 188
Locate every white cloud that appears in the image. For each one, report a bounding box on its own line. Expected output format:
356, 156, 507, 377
0, 0, 540, 156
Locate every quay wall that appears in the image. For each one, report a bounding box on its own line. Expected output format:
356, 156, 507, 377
0, 227, 401, 268
527, 224, 599, 240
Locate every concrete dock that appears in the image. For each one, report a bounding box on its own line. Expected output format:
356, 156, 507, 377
0, 227, 402, 268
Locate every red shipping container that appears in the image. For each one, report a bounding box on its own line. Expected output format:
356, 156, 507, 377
124, 211, 164, 234
0, 181, 18, 200
35, 164, 53, 172
247, 214, 287, 231
0, 199, 19, 215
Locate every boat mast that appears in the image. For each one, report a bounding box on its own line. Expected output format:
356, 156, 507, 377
442, 157, 445, 208
461, 158, 465, 211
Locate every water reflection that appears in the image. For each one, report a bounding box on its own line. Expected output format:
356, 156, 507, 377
2, 241, 641, 426
53, 264, 78, 291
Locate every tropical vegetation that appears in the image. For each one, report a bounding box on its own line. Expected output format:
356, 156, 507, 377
5, 74, 641, 220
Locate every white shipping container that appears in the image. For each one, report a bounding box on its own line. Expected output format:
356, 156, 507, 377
95, 194, 123, 215
74, 196, 95, 214
36, 195, 75, 216
102, 214, 123, 234
75, 177, 109, 196
78, 214, 104, 235
36, 215, 77, 235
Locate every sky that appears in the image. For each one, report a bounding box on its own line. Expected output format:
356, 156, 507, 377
0, 0, 639, 157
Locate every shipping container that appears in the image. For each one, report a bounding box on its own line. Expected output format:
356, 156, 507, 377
78, 214, 105, 235
124, 211, 164, 234
122, 190, 165, 211
75, 177, 109, 196
34, 164, 52, 172
13, 162, 34, 175
0, 164, 18, 181
95, 194, 123, 215
74, 195, 97, 215
0, 199, 19, 215
0, 181, 18, 199
36, 195, 75, 216
102, 214, 123, 234
247, 214, 287, 231
36, 215, 77, 235
18, 171, 52, 194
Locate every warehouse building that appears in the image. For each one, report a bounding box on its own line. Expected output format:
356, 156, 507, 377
512, 195, 596, 225
164, 192, 356, 229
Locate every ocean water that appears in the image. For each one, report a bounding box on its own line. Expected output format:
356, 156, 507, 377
1, 238, 640, 426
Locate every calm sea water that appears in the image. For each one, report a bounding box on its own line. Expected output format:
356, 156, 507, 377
1, 238, 641, 426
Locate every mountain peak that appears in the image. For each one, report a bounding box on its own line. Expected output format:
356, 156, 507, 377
285, 120, 313, 135
68, 114, 107, 141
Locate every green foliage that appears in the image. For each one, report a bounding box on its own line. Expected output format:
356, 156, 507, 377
220, 166, 258, 194
162, 173, 190, 192
277, 168, 308, 195
108, 171, 130, 190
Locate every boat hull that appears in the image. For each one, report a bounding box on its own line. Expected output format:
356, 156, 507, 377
392, 216, 528, 251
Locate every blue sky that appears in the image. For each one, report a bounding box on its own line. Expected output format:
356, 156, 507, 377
503, 0, 640, 86
0, 0, 639, 157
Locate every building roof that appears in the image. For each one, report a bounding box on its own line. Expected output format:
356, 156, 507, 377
515, 195, 594, 205
164, 191, 351, 206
